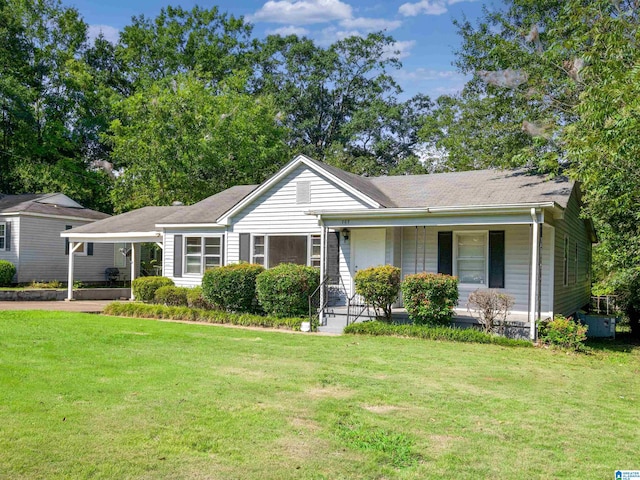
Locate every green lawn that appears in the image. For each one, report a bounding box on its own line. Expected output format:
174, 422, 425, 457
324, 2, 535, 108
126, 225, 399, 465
0, 311, 638, 479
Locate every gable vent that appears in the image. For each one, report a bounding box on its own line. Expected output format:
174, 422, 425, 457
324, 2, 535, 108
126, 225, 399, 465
296, 181, 311, 204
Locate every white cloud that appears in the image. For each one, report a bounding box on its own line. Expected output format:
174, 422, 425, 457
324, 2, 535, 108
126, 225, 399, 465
250, 0, 352, 25
396, 68, 463, 81
87, 24, 119, 44
382, 40, 416, 60
266, 25, 311, 36
317, 26, 362, 45
339, 17, 402, 32
399, 1, 447, 16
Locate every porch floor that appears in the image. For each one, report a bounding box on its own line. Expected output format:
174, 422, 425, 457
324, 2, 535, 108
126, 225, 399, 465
319, 307, 532, 339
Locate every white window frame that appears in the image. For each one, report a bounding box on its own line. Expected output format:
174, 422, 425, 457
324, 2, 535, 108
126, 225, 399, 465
0, 222, 5, 251
183, 236, 222, 276
74, 242, 88, 256
252, 233, 320, 268
453, 231, 489, 286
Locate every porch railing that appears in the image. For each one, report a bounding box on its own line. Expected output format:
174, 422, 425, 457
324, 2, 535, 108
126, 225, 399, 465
308, 276, 330, 329
590, 295, 619, 316
346, 292, 370, 326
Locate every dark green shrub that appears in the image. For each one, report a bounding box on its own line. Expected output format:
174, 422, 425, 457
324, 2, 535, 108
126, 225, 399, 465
344, 321, 531, 347
616, 269, 640, 339
131, 276, 174, 302
202, 263, 264, 313
103, 302, 303, 330
256, 263, 320, 317
0, 260, 16, 286
401, 273, 459, 326
355, 265, 401, 322
538, 315, 588, 351
186, 286, 213, 309
154, 285, 189, 306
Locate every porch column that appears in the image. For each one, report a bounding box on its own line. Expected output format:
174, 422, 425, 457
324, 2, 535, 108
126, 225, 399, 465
319, 225, 327, 325
529, 208, 540, 340
130, 242, 136, 301
67, 242, 75, 301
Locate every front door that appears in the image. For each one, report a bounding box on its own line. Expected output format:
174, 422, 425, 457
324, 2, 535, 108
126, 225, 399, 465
351, 228, 386, 279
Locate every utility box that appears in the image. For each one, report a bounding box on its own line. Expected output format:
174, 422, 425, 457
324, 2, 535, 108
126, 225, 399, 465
577, 311, 617, 338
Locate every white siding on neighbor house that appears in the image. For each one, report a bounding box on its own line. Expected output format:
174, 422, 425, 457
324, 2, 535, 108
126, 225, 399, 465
553, 190, 592, 316
230, 165, 372, 239
0, 216, 20, 282
163, 227, 225, 287
18, 216, 115, 283
398, 224, 553, 315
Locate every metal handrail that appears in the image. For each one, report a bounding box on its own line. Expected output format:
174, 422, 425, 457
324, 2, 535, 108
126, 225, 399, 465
346, 292, 370, 326
308, 275, 330, 329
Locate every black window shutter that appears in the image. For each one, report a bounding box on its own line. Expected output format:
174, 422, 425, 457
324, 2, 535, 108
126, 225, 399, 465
437, 231, 453, 275
173, 235, 183, 277
327, 231, 340, 284
239, 233, 250, 263
488, 231, 505, 288
5, 222, 10, 251
65, 225, 72, 255
87, 243, 94, 256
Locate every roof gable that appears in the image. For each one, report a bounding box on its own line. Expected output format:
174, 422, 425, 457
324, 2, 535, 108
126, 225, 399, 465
0, 193, 108, 220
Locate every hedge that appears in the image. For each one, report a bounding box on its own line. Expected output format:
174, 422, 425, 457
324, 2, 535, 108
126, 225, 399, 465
186, 286, 213, 309
154, 285, 189, 307
256, 263, 320, 317
104, 302, 303, 330
132, 276, 174, 302
202, 263, 264, 313
0, 260, 16, 286
344, 321, 532, 347
401, 273, 459, 326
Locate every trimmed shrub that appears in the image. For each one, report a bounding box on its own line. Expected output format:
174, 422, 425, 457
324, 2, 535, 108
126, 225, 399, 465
256, 263, 320, 318
202, 263, 264, 313
103, 302, 303, 330
538, 315, 588, 351
154, 285, 189, 306
186, 286, 213, 309
132, 276, 174, 302
355, 265, 401, 322
344, 321, 531, 347
0, 260, 16, 286
467, 289, 515, 334
401, 273, 459, 326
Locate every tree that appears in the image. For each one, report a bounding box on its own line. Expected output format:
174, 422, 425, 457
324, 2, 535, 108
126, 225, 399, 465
107, 73, 289, 212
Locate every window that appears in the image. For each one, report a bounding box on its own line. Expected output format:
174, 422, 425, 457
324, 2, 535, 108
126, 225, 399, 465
184, 236, 222, 274
253, 235, 265, 265
563, 236, 569, 286
0, 223, 5, 250
455, 232, 487, 285
310, 234, 321, 268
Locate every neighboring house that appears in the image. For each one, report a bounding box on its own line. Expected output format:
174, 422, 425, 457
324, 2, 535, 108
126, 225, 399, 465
0, 193, 119, 284
63, 155, 596, 337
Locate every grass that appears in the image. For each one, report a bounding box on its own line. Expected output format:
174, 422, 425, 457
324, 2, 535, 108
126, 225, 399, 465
0, 311, 639, 479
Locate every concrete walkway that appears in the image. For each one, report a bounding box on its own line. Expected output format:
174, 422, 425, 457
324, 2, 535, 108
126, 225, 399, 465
0, 300, 118, 313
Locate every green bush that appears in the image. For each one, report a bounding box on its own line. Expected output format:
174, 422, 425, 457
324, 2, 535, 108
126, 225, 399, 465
131, 276, 174, 302
616, 269, 640, 339
401, 273, 459, 326
256, 263, 320, 318
186, 286, 213, 309
103, 302, 303, 330
202, 263, 264, 313
538, 315, 588, 351
344, 321, 531, 347
154, 285, 189, 306
0, 260, 16, 286
355, 265, 401, 322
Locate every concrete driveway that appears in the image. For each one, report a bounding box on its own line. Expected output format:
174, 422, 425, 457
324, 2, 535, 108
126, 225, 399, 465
0, 300, 119, 313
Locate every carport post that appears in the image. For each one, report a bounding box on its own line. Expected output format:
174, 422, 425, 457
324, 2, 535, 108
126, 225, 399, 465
67, 242, 75, 300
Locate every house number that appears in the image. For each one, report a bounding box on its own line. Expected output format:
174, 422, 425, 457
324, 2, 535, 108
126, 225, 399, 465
341, 220, 350, 225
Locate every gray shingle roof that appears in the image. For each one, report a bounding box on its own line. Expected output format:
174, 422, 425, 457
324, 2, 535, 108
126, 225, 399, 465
158, 185, 258, 225
65, 206, 183, 234
367, 169, 573, 209
0, 193, 109, 220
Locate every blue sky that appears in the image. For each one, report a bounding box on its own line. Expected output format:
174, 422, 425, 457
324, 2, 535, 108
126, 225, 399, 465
67, 0, 503, 100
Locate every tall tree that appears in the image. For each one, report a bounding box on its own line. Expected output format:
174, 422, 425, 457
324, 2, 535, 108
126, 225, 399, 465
107, 73, 289, 212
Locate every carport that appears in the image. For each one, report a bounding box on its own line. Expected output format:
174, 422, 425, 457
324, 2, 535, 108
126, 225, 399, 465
61, 206, 183, 301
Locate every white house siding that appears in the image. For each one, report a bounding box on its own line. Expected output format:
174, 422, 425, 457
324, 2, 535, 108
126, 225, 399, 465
18, 216, 114, 283
230, 165, 372, 239
399, 224, 552, 314
0, 216, 20, 282
553, 190, 592, 316
163, 227, 226, 287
